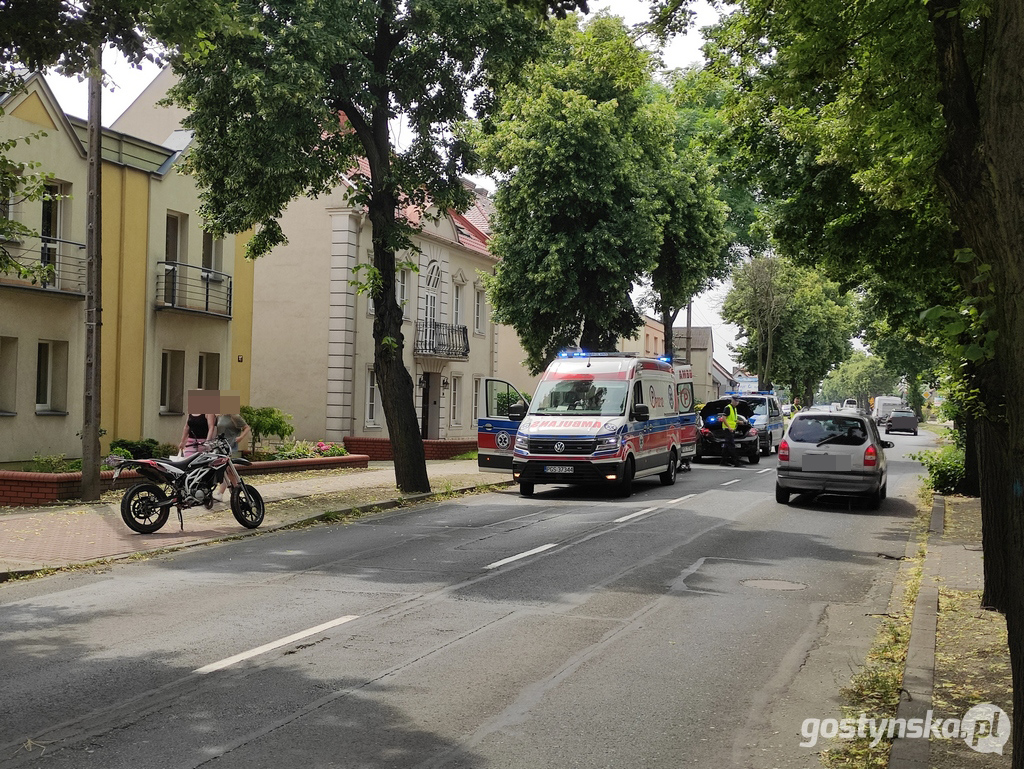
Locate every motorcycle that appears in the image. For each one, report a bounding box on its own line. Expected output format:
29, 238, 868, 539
111, 438, 265, 534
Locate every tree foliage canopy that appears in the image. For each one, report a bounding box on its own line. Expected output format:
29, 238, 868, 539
821, 352, 900, 408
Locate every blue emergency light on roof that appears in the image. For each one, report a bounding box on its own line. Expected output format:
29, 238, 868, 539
557, 350, 639, 359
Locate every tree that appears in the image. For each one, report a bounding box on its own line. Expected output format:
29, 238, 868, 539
692, 0, 1024, 755
720, 256, 791, 391
169, 0, 557, 492
821, 352, 900, 410
477, 15, 675, 371
723, 257, 854, 404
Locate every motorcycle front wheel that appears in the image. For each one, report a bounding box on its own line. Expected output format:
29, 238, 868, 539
231, 483, 265, 529
120, 483, 170, 534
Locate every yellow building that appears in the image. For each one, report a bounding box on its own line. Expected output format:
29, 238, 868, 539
0, 74, 253, 464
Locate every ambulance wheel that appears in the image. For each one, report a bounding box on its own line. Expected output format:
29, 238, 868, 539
617, 458, 635, 497
660, 450, 678, 486
520, 482, 535, 497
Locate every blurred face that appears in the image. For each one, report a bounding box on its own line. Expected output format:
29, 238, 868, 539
187, 390, 241, 413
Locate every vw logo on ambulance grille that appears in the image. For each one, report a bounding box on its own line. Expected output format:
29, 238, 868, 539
554, 441, 565, 453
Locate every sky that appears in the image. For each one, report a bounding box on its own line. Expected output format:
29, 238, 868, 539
42, 0, 740, 367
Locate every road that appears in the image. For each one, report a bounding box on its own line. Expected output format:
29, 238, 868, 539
0, 432, 934, 769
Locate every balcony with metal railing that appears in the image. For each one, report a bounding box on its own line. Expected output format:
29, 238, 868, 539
414, 319, 470, 359
156, 261, 232, 317
0, 236, 87, 295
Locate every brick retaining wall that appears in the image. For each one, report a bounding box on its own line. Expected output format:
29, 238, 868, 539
343, 437, 477, 461
0, 454, 370, 506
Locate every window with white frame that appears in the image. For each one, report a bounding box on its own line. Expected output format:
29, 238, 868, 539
0, 336, 16, 413
202, 231, 224, 273
160, 349, 185, 414
472, 377, 481, 423
450, 375, 462, 426
35, 339, 68, 413
474, 288, 485, 334
397, 268, 410, 318
366, 369, 380, 426
197, 352, 220, 390
452, 282, 463, 326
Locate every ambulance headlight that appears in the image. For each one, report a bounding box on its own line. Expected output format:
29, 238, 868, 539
596, 435, 621, 450
515, 433, 529, 450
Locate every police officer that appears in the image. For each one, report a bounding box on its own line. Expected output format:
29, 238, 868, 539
721, 394, 743, 467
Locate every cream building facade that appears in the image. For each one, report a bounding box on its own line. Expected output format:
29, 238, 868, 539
0, 74, 254, 464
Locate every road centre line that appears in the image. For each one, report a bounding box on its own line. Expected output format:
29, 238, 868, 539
484, 543, 558, 570
195, 614, 360, 674
669, 493, 697, 504
721, 479, 742, 486
613, 506, 659, 523
757, 468, 773, 474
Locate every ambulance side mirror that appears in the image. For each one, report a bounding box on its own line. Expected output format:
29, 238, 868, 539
507, 401, 527, 421
631, 403, 650, 422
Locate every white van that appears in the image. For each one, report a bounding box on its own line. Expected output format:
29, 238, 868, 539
872, 396, 904, 424
478, 353, 696, 496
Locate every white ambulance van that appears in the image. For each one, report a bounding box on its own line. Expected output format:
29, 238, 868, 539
478, 352, 695, 496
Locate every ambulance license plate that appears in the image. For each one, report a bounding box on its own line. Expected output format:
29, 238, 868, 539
545, 465, 574, 474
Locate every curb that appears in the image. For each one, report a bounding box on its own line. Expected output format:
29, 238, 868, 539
0, 478, 516, 583
888, 493, 944, 768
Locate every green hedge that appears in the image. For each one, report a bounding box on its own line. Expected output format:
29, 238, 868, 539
910, 444, 965, 494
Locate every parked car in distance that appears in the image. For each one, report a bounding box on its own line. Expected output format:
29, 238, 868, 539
781, 403, 793, 417
776, 409, 893, 510
696, 399, 761, 465
885, 408, 919, 436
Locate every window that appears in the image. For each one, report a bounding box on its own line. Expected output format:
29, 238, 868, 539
366, 369, 380, 426
35, 340, 68, 413
164, 213, 186, 305
424, 262, 440, 348
197, 352, 220, 390
474, 289, 485, 334
472, 377, 481, 423
397, 268, 410, 318
41, 183, 63, 278
160, 349, 185, 413
450, 375, 462, 426
202, 231, 223, 273
453, 282, 463, 326
0, 336, 17, 413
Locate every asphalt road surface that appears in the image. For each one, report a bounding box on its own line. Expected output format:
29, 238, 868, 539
0, 433, 934, 769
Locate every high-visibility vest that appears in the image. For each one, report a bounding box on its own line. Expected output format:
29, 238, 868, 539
725, 403, 738, 430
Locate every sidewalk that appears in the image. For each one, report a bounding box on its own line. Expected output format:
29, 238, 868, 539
0, 460, 512, 579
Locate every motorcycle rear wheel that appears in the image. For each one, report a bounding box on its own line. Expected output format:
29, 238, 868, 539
231, 483, 265, 529
120, 483, 170, 534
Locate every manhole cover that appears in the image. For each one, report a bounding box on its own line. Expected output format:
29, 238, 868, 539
741, 579, 808, 591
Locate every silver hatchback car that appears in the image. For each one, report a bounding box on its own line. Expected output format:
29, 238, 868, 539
776, 409, 894, 509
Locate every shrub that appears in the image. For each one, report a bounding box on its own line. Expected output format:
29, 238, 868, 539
108, 447, 133, 460
28, 454, 75, 473
153, 442, 180, 458
315, 441, 348, 457
110, 438, 159, 459
910, 444, 965, 495
240, 406, 295, 452
272, 440, 318, 460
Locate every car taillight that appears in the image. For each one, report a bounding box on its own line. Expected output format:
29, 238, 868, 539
701, 428, 712, 437
864, 445, 878, 467
779, 440, 789, 462
749, 428, 758, 437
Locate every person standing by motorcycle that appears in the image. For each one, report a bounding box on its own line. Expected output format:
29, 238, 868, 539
213, 394, 251, 501
178, 390, 217, 458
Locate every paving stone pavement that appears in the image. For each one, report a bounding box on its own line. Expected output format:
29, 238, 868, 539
0, 460, 512, 577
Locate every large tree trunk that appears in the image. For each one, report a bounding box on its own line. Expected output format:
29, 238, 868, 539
928, 0, 1024, 759
958, 414, 980, 496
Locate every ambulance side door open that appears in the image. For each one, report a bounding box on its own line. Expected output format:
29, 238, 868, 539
477, 378, 526, 473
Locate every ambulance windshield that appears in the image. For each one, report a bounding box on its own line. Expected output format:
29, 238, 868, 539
531, 378, 628, 417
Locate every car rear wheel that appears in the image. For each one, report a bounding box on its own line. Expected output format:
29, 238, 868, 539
775, 483, 789, 504
747, 448, 761, 465
867, 486, 883, 511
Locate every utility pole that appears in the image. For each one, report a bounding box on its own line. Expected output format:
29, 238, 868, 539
685, 300, 692, 365
81, 48, 103, 500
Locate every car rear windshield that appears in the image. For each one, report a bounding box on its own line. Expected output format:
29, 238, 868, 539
789, 415, 869, 445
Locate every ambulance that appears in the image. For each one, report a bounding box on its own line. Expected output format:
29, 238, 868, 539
477, 352, 697, 496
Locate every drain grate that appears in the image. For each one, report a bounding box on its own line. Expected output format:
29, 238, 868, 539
741, 579, 808, 591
